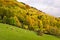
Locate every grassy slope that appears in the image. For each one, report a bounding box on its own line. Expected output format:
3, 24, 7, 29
0, 23, 60, 40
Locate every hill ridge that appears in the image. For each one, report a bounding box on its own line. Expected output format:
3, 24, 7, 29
0, 0, 60, 36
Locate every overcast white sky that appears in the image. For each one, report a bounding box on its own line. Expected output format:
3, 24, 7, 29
17, 0, 60, 17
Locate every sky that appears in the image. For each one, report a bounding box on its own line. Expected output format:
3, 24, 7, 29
17, 0, 60, 17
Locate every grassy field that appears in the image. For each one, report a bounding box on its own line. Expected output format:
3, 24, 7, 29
0, 23, 60, 40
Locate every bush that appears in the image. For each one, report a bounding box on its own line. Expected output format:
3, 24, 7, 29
23, 25, 28, 29
37, 29, 43, 36
0, 20, 2, 23
48, 27, 60, 36
3, 16, 7, 23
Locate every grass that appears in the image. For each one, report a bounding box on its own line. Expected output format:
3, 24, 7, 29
0, 23, 60, 40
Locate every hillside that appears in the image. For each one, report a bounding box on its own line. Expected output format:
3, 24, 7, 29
0, 23, 60, 40
0, 0, 60, 36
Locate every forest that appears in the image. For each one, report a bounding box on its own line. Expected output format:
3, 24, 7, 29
0, 0, 60, 37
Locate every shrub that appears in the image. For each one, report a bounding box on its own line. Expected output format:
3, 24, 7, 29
37, 29, 44, 36
23, 25, 28, 29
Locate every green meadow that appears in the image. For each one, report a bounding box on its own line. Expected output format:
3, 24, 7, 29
0, 23, 60, 40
